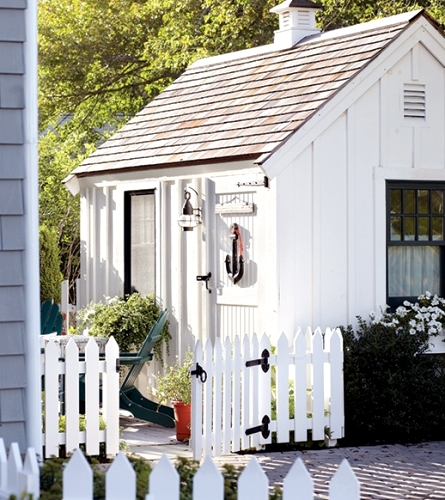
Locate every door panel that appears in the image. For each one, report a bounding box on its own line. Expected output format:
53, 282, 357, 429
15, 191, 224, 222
213, 183, 261, 341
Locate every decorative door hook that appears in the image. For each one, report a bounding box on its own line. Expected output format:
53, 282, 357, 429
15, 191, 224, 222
225, 223, 244, 284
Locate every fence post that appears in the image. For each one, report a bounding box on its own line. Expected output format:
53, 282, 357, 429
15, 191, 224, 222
103, 336, 120, 455
191, 340, 203, 460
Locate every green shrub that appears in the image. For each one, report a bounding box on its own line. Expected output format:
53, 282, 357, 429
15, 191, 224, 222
342, 315, 445, 445
75, 293, 170, 362
39, 225, 63, 304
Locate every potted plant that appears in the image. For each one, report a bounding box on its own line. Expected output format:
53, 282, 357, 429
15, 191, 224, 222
156, 349, 193, 441
74, 293, 171, 362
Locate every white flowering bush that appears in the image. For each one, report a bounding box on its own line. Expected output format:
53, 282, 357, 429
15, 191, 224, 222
371, 292, 445, 344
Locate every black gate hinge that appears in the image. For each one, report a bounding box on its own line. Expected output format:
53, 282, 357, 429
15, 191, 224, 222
245, 349, 270, 373
245, 415, 270, 439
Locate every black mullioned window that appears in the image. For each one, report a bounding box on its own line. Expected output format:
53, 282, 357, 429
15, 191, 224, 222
387, 182, 445, 309
124, 190, 156, 296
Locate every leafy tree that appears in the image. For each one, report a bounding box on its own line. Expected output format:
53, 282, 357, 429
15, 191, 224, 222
38, 0, 445, 293
39, 225, 63, 303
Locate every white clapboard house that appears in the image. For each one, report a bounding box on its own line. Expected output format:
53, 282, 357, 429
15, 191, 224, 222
65, 1, 445, 362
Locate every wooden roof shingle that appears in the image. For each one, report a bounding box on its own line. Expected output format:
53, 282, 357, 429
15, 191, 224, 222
72, 10, 431, 177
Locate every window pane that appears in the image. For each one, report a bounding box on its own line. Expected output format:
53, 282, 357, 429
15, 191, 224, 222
130, 193, 155, 296
388, 246, 441, 297
432, 190, 444, 214
418, 217, 429, 241
404, 190, 415, 213
390, 217, 401, 240
418, 190, 429, 214
404, 217, 415, 241
433, 217, 443, 241
390, 190, 401, 214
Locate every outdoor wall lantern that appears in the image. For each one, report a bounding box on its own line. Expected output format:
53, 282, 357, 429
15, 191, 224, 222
177, 188, 202, 231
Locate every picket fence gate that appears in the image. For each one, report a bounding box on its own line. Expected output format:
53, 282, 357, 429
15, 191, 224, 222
191, 328, 344, 459
41, 336, 120, 458
2, 444, 360, 500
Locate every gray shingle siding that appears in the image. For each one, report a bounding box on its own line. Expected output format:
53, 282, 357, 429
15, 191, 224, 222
0, 322, 24, 355
0, 75, 24, 108
0, 287, 25, 321
0, 216, 25, 249
0, 109, 23, 143
0, 42, 24, 74
0, 251, 23, 285
0, 355, 25, 389
0, 9, 25, 42
0, 145, 25, 178
0, 180, 23, 214
0, 4, 28, 451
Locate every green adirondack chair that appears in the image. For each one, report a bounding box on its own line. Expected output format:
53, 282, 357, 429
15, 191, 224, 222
40, 300, 63, 335
119, 308, 175, 427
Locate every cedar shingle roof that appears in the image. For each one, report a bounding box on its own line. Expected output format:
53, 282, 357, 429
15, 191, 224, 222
72, 10, 429, 177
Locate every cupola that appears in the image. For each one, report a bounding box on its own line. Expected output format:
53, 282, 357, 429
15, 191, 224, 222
270, 0, 323, 49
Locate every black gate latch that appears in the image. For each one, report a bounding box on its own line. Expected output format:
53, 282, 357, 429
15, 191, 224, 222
245, 415, 270, 439
190, 362, 207, 383
196, 272, 211, 293
245, 349, 270, 373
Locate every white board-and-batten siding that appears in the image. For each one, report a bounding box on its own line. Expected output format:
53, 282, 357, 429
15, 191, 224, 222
273, 35, 445, 334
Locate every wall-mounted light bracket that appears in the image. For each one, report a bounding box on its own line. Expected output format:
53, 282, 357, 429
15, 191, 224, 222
177, 187, 202, 231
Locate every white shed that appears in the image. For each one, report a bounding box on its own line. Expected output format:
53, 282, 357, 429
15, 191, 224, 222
66, 3, 445, 362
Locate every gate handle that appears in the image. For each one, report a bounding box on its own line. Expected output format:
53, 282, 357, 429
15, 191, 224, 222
190, 362, 207, 383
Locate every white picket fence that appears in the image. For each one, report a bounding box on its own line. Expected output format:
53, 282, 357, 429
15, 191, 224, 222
191, 328, 344, 459
41, 336, 120, 458
0, 444, 360, 500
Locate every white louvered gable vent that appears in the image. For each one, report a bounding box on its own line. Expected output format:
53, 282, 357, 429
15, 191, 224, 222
404, 83, 426, 119
282, 11, 290, 29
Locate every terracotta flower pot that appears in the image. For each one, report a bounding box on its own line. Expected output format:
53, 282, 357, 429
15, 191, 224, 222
173, 401, 191, 441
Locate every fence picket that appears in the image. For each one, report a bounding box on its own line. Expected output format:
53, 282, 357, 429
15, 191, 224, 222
193, 456, 223, 500
293, 329, 307, 442
276, 332, 290, 442
283, 457, 313, 500
18, 448, 40, 500
106, 452, 136, 500
222, 337, 232, 455
0, 439, 6, 491
85, 339, 100, 456
241, 334, 251, 451
44, 339, 60, 457
104, 337, 120, 455
213, 338, 223, 456
238, 457, 268, 500
65, 339, 81, 454
329, 458, 360, 500
232, 336, 241, 453
191, 341, 203, 459
7, 443, 21, 496
63, 448, 93, 500
329, 329, 344, 440
258, 333, 271, 446
311, 328, 325, 441
249, 333, 260, 450
149, 454, 179, 500
203, 339, 213, 458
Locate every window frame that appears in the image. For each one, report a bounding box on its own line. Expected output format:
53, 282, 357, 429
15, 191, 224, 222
386, 181, 445, 309
123, 187, 158, 297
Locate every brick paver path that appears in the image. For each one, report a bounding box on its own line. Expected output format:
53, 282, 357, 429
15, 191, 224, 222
212, 442, 445, 499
